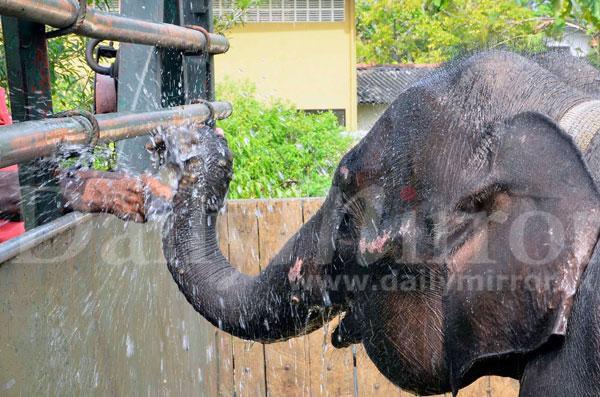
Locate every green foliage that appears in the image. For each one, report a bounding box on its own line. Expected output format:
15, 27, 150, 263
357, 0, 548, 64
423, 0, 450, 14
0, 1, 110, 112
0, 36, 91, 111
535, 0, 600, 66
46, 35, 95, 112
542, 0, 600, 30
216, 79, 355, 199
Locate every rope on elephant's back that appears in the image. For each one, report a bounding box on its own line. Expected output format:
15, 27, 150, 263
559, 100, 600, 151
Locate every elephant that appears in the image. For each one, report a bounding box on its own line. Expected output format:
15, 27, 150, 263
532, 51, 600, 98
158, 50, 600, 396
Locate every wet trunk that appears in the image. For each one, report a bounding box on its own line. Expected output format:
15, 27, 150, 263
162, 182, 341, 342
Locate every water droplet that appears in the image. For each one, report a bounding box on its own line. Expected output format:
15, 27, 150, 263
126, 334, 135, 358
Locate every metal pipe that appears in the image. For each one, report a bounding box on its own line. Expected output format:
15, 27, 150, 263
0, 101, 233, 168
0, 212, 93, 264
0, 0, 77, 26
80, 9, 229, 53
0, 0, 229, 53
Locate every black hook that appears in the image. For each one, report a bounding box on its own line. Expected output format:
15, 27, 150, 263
85, 39, 118, 78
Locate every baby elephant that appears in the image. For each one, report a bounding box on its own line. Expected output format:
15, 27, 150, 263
162, 51, 600, 396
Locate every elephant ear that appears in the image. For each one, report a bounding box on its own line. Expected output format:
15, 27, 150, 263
444, 111, 600, 392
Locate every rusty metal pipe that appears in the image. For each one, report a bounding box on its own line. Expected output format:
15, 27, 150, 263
0, 0, 229, 53
0, 0, 77, 26
79, 9, 229, 53
0, 101, 233, 168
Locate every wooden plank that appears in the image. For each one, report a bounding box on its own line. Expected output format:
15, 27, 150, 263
456, 377, 491, 397
488, 376, 519, 396
227, 201, 267, 397
265, 336, 311, 396
216, 211, 235, 396
302, 197, 324, 220
355, 344, 403, 396
307, 318, 355, 397
258, 200, 311, 397
256, 200, 304, 267
216, 331, 234, 396
455, 376, 519, 397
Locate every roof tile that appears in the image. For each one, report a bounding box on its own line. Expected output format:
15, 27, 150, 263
357, 65, 439, 104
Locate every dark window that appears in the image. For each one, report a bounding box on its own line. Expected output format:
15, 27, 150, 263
303, 109, 346, 127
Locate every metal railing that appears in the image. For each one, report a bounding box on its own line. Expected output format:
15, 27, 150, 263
0, 0, 229, 53
0, 102, 233, 168
0, 0, 230, 227
0, 0, 233, 169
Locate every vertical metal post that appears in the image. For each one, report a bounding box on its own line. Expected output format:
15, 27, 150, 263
115, 0, 164, 173
180, 0, 214, 102
161, 0, 184, 108
116, 0, 215, 173
1, 17, 60, 229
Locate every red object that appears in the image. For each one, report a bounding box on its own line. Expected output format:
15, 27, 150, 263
95, 74, 117, 114
0, 87, 24, 242
400, 186, 417, 202
0, 221, 25, 243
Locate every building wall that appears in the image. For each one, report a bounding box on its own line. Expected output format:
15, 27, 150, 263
546, 26, 592, 57
214, 0, 357, 130
357, 103, 388, 133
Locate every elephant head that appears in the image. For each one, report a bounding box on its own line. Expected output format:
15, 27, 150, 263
161, 51, 600, 395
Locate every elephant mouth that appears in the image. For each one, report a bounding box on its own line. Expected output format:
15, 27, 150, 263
331, 309, 362, 348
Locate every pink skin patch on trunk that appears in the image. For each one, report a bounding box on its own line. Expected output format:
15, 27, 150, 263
288, 258, 303, 282
359, 230, 392, 254
340, 166, 349, 179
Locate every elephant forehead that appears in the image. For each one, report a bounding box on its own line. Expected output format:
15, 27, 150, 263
337, 147, 387, 188
408, 130, 482, 204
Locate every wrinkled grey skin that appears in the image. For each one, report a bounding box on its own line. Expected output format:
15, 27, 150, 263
162, 51, 600, 396
532, 51, 600, 98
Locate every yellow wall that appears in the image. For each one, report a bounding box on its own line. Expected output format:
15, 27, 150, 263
214, 0, 357, 130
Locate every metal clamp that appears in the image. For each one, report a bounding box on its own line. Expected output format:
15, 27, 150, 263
47, 0, 87, 38
191, 99, 215, 129
185, 25, 211, 53
50, 110, 101, 148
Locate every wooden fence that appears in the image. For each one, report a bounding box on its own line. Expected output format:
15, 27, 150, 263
210, 198, 520, 396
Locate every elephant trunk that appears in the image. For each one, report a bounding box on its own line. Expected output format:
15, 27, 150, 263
162, 172, 341, 342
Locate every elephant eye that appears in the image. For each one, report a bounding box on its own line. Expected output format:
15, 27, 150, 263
457, 194, 487, 214
336, 204, 358, 239
456, 185, 506, 214
459, 198, 486, 214
340, 198, 366, 229
341, 211, 353, 230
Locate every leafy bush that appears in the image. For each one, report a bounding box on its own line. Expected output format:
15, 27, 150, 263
216, 79, 355, 199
